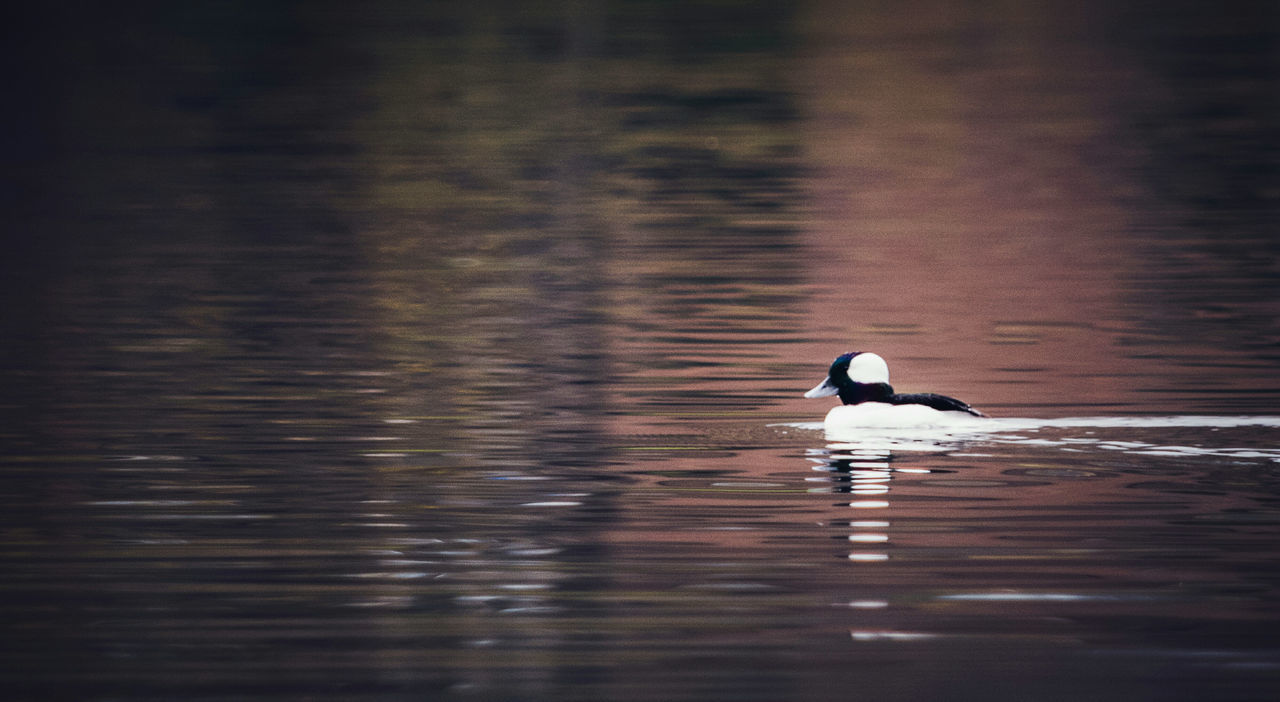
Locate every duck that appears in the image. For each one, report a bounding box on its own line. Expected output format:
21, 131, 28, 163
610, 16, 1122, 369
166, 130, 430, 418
804, 351, 986, 428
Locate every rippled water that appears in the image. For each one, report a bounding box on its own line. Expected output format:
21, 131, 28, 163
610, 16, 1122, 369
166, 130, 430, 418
2, 2, 1278, 701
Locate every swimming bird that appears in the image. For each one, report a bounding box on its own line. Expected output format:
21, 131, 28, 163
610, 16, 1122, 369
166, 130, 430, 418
804, 351, 986, 427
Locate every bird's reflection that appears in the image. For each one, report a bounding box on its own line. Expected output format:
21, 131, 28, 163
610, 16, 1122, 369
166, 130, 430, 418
806, 446, 955, 642
806, 447, 948, 563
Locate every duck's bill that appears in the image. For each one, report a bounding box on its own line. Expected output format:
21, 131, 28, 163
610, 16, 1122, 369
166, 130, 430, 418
804, 377, 839, 399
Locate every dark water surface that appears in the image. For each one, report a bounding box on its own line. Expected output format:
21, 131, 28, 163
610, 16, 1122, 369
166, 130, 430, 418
3, 2, 1278, 700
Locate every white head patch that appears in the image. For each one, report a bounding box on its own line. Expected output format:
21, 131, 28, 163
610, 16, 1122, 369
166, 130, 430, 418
847, 352, 890, 384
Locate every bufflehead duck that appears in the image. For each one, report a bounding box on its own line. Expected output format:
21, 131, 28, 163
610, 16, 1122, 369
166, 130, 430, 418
805, 352, 986, 428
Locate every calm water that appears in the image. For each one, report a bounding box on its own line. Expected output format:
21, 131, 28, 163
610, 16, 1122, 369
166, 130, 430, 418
3, 2, 1278, 700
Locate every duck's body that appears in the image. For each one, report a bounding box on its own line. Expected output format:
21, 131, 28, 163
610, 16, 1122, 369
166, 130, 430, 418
805, 352, 986, 428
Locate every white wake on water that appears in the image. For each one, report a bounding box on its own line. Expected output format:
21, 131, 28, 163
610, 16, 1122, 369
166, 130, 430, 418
779, 415, 1280, 461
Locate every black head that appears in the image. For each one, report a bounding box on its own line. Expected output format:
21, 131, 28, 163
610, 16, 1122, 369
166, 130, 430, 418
805, 351, 893, 405
826, 351, 858, 380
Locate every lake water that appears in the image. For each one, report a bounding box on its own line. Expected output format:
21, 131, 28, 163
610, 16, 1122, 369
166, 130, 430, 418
2, 2, 1278, 700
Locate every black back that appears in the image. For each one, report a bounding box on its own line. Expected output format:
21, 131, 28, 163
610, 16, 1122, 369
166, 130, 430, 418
888, 392, 985, 417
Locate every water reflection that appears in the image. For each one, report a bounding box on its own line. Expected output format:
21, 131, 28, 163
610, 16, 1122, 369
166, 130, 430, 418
811, 452, 894, 563
797, 422, 1280, 676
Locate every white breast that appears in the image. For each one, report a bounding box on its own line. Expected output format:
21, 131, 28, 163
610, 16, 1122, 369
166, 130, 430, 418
825, 403, 987, 429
